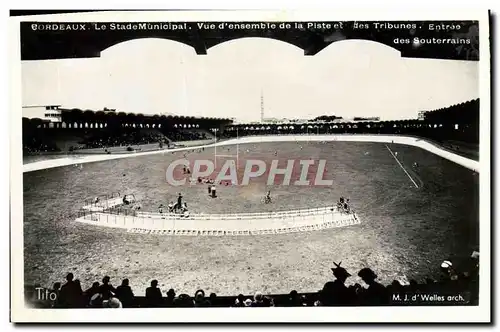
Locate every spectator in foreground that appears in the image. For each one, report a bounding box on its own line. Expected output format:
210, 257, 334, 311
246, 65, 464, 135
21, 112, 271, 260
386, 280, 403, 298
103, 297, 123, 308
209, 293, 218, 307
287, 290, 302, 307
99, 276, 116, 301
89, 293, 103, 308
322, 261, 354, 306
115, 278, 135, 308
194, 289, 210, 307
73, 280, 85, 307
262, 296, 274, 307
84, 281, 100, 302
145, 280, 162, 307
233, 294, 246, 307
59, 273, 82, 308
165, 288, 176, 307
174, 294, 194, 307
251, 292, 267, 307
358, 268, 388, 305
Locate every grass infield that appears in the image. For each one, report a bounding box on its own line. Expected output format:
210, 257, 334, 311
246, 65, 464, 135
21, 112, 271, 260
23, 141, 479, 296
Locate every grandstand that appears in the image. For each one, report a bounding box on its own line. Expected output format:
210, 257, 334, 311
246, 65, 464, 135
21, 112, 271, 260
22, 109, 232, 155
22, 99, 478, 158
222, 98, 480, 160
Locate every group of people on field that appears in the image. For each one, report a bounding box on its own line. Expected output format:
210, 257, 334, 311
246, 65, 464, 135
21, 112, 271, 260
337, 196, 351, 213
158, 193, 190, 218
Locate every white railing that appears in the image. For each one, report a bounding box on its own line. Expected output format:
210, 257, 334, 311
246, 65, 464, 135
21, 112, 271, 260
75, 207, 360, 236
135, 206, 340, 221
81, 197, 123, 211
125, 217, 361, 236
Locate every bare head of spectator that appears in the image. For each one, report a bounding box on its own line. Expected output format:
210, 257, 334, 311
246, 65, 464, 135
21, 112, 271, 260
102, 276, 111, 285
409, 279, 419, 291
166, 288, 176, 300
103, 297, 122, 308
89, 281, 100, 291
209, 292, 217, 305
440, 260, 454, 278
66, 273, 74, 282
89, 293, 103, 308
263, 296, 274, 307
233, 294, 246, 307
175, 294, 194, 307
288, 290, 301, 306
252, 291, 267, 307
389, 280, 403, 292
321, 281, 336, 299
115, 278, 134, 308
99, 276, 116, 301
194, 289, 208, 307
145, 279, 162, 307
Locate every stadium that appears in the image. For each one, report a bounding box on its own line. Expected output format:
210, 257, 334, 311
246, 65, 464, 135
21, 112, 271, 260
21, 38, 480, 308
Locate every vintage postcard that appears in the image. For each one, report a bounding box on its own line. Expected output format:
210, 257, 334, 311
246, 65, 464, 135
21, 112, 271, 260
9, 9, 490, 323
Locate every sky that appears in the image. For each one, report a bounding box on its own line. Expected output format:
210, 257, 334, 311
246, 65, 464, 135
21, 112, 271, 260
21, 38, 479, 123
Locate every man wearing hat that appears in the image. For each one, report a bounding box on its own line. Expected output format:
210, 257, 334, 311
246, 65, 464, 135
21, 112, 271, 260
321, 262, 355, 306
358, 268, 388, 305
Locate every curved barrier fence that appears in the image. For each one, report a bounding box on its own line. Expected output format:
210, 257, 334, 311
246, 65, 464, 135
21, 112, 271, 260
75, 206, 360, 236
135, 206, 337, 220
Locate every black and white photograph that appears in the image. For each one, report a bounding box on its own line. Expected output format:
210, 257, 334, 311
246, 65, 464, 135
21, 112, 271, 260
9, 9, 491, 323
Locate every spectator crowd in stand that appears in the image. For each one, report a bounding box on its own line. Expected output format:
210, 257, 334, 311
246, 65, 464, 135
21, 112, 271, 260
23, 136, 60, 155
22, 99, 478, 155
27, 254, 479, 308
166, 130, 209, 142
74, 129, 167, 150
23, 128, 213, 154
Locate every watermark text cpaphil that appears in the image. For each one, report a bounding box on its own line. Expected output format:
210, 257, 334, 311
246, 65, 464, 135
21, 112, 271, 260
165, 159, 333, 186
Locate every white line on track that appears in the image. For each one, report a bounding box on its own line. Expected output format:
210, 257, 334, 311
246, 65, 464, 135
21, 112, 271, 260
385, 144, 419, 189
